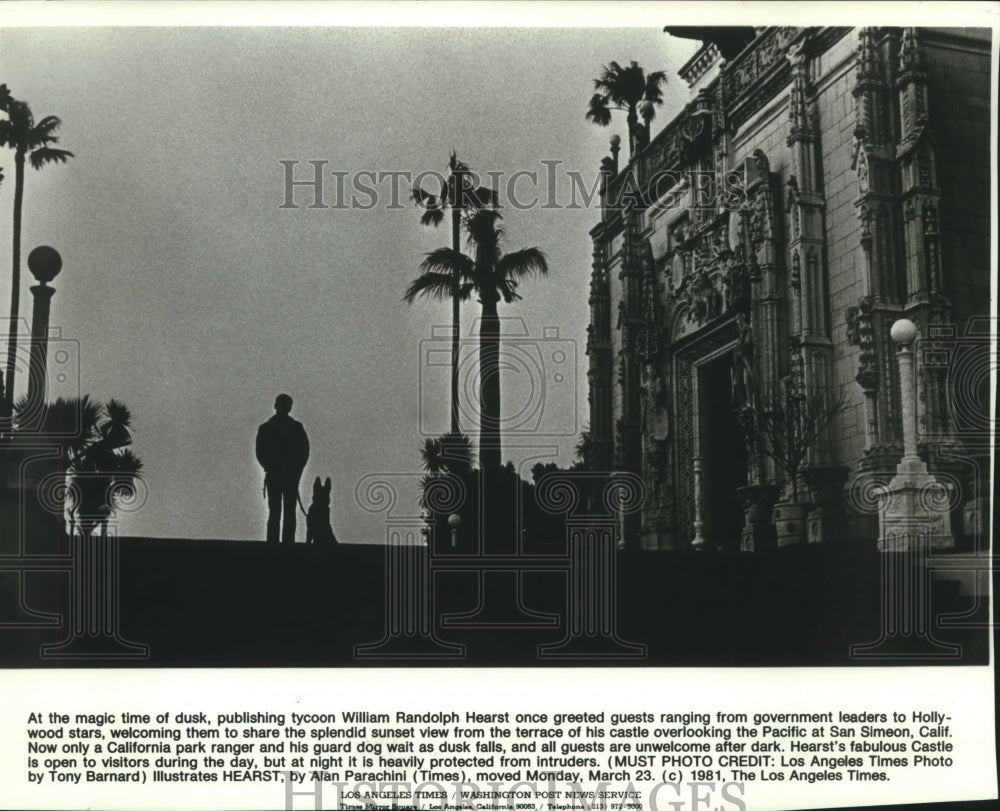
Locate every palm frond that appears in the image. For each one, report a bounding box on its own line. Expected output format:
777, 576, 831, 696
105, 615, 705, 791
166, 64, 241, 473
644, 70, 668, 104
32, 115, 62, 137
112, 448, 143, 475
497, 278, 522, 304
574, 427, 592, 465
469, 185, 498, 209
403, 271, 457, 303
418, 246, 474, 279
439, 432, 473, 469
411, 185, 437, 207
593, 61, 624, 92
30, 147, 73, 169
496, 247, 548, 280
101, 399, 134, 450
0, 84, 12, 112
6, 100, 32, 135
413, 177, 447, 226
420, 437, 444, 473
105, 398, 133, 428
465, 208, 503, 251
419, 206, 445, 227
17, 395, 100, 453
585, 94, 612, 126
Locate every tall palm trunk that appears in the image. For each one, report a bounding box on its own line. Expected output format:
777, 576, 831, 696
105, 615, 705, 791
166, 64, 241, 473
450, 196, 461, 435
4, 150, 24, 407
479, 292, 501, 472
626, 107, 638, 157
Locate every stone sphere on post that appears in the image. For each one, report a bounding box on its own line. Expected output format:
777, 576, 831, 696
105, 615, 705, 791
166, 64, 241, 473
447, 513, 461, 550
609, 134, 621, 149
27, 246, 62, 285
890, 318, 918, 347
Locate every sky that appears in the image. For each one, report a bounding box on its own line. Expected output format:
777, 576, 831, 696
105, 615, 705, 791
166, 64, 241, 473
0, 12, 703, 541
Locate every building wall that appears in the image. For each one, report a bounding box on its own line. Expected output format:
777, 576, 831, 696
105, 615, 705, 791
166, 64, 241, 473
924, 30, 992, 331
815, 29, 869, 471
587, 26, 993, 548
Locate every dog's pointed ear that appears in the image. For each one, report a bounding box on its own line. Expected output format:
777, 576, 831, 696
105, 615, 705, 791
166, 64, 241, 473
324, 477, 332, 493
314, 476, 321, 489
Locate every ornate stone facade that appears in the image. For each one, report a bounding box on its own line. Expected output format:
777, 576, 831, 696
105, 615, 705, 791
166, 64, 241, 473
587, 27, 992, 550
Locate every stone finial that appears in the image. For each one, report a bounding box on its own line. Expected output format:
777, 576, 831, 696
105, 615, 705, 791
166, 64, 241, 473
890, 317, 918, 346
856, 27, 880, 82
27, 245, 62, 286
898, 27, 925, 75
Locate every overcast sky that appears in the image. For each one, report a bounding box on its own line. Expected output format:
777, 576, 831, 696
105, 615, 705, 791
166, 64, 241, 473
0, 17, 701, 541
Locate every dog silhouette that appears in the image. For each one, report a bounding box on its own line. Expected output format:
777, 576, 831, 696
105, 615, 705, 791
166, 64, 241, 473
305, 476, 338, 545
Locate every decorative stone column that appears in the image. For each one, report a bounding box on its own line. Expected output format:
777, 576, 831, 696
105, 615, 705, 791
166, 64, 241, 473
876, 320, 953, 551
587, 222, 614, 474
851, 28, 908, 479
690, 456, 706, 549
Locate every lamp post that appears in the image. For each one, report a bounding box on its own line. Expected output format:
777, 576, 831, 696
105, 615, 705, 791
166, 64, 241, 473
875, 319, 953, 551
851, 319, 959, 659
24, 246, 62, 431
890, 319, 920, 468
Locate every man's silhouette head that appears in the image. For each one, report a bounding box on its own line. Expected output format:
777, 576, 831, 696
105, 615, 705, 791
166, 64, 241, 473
274, 394, 293, 415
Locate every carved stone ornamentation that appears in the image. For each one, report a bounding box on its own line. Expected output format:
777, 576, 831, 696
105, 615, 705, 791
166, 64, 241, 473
786, 38, 814, 145
641, 363, 672, 509
731, 312, 755, 409
846, 298, 878, 391
676, 269, 723, 326
785, 176, 801, 239
856, 148, 870, 194
790, 251, 802, 288
723, 255, 751, 314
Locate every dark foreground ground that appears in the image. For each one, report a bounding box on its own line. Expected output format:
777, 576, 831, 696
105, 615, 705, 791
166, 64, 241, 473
0, 537, 988, 667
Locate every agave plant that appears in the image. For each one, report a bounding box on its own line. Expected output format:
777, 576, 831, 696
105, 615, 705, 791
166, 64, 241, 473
15, 395, 143, 539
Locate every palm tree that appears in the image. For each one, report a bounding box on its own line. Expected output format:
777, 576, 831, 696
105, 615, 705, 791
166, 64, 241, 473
586, 61, 667, 157
14, 395, 142, 539
0, 93, 73, 408
574, 427, 593, 471
418, 432, 473, 523
405, 210, 547, 471
410, 153, 496, 434
420, 432, 474, 477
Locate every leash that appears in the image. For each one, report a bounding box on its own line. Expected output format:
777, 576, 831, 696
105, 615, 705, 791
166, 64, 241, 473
263, 475, 309, 517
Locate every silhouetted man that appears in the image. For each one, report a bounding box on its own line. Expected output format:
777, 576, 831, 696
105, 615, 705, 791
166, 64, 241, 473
256, 394, 309, 544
